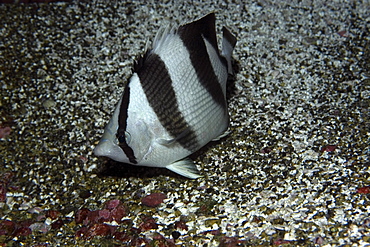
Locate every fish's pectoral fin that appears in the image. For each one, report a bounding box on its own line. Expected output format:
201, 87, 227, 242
166, 158, 202, 179
212, 129, 231, 141
157, 138, 177, 146
157, 127, 192, 146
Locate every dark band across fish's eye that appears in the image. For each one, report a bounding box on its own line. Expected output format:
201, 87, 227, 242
118, 131, 131, 144
118, 134, 125, 143
116, 130, 137, 164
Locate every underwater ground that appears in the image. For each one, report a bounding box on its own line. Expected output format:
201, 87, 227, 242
0, 0, 369, 246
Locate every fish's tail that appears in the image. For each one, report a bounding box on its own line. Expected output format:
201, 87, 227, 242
221, 27, 237, 75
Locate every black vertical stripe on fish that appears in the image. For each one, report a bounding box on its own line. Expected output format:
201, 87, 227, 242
178, 13, 227, 108
117, 86, 137, 164
135, 53, 199, 152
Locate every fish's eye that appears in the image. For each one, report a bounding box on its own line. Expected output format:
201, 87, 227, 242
124, 131, 131, 144
116, 131, 131, 144
117, 135, 125, 143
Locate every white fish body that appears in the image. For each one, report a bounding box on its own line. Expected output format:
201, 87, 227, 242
94, 13, 237, 179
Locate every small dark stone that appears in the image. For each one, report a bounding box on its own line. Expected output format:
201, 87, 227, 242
171, 231, 180, 239
79, 190, 91, 199
278, 38, 287, 45
205, 188, 215, 194
51, 219, 64, 229
46, 210, 60, 220
174, 220, 188, 231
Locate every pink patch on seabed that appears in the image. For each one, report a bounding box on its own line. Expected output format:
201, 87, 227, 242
357, 186, 370, 194
338, 30, 348, 37
141, 193, 167, 207
0, 127, 11, 139
321, 145, 337, 152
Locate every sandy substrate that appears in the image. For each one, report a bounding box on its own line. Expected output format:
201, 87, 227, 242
0, 0, 369, 246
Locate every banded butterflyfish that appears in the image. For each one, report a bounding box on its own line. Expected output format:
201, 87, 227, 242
94, 13, 237, 179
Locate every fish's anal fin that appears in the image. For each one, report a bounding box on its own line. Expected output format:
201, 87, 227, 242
212, 129, 231, 142
221, 27, 237, 75
166, 158, 202, 179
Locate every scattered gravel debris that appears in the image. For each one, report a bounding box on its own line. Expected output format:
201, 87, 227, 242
0, 0, 369, 246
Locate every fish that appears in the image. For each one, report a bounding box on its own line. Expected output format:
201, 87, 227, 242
94, 13, 237, 179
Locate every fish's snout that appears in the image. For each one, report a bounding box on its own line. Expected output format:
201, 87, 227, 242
93, 139, 127, 163
93, 139, 108, 157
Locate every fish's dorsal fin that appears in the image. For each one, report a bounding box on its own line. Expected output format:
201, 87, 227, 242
134, 25, 176, 73
152, 25, 176, 53
133, 50, 150, 73
178, 13, 218, 53
166, 158, 202, 179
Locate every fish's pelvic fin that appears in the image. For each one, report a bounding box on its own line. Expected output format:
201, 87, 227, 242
212, 129, 231, 141
166, 158, 202, 179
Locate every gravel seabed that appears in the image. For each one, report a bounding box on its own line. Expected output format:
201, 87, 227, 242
1, 0, 369, 246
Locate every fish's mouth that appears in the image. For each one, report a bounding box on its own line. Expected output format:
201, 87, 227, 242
93, 139, 127, 163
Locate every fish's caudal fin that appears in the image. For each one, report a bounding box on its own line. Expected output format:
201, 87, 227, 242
166, 158, 203, 179
221, 27, 237, 74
